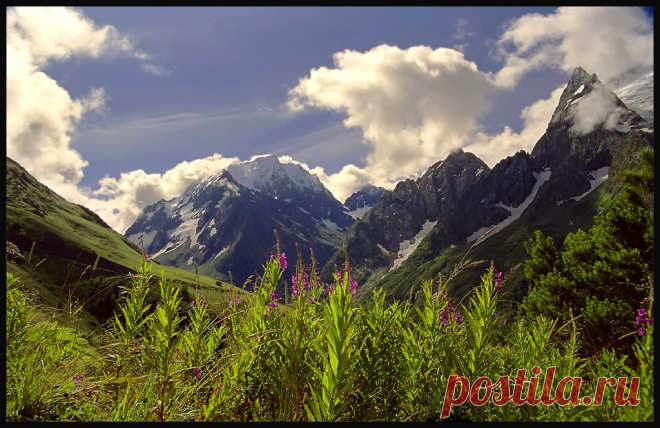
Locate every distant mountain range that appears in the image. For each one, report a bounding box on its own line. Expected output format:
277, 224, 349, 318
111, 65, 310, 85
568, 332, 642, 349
124, 66, 653, 299
324, 66, 653, 301
8, 66, 651, 309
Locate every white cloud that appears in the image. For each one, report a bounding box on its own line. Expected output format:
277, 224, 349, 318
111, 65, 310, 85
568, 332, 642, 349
141, 63, 172, 77
6, 7, 145, 193
82, 154, 240, 233
571, 85, 625, 135
495, 7, 653, 87
286, 44, 499, 196
7, 6, 654, 236
465, 86, 564, 166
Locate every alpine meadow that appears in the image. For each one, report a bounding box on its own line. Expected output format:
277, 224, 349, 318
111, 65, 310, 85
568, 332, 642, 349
5, 6, 654, 422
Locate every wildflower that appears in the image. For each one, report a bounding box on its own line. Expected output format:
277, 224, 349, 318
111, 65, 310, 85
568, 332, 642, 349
199, 296, 207, 307
227, 295, 241, 307
309, 296, 317, 305
193, 367, 201, 380
324, 283, 334, 295
494, 272, 503, 291
439, 300, 463, 327
336, 270, 359, 294
635, 308, 653, 333
279, 253, 287, 270
432, 291, 440, 300
191, 300, 195, 307
291, 276, 300, 297
73, 375, 84, 390
349, 277, 358, 295
264, 291, 280, 317
145, 254, 152, 261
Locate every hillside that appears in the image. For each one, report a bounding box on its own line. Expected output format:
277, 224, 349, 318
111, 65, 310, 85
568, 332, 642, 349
6, 156, 246, 335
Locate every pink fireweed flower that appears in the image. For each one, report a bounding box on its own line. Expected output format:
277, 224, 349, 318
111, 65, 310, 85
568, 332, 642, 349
635, 308, 653, 336
228, 295, 241, 307
264, 291, 280, 317
324, 283, 334, 295
190, 300, 195, 307
279, 253, 287, 270
336, 270, 359, 294
494, 272, 503, 291
145, 254, 152, 261
439, 300, 463, 327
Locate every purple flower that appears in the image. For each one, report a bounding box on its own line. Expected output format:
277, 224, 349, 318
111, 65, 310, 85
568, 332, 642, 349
199, 296, 207, 307
228, 295, 241, 307
279, 253, 287, 270
145, 254, 152, 262
291, 275, 300, 297
73, 375, 84, 389
494, 272, 503, 291
324, 283, 334, 295
191, 300, 196, 307
308, 296, 317, 305
193, 367, 201, 380
635, 308, 653, 330
336, 270, 359, 294
439, 300, 463, 328
264, 291, 280, 317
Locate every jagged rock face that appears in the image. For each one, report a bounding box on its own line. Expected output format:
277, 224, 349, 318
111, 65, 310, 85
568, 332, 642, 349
326, 66, 653, 295
227, 155, 354, 230
344, 184, 385, 218
531, 66, 652, 205
533, 67, 647, 171
125, 170, 343, 287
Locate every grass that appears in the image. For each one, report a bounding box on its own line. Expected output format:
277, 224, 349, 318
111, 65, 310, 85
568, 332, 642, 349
5, 253, 654, 421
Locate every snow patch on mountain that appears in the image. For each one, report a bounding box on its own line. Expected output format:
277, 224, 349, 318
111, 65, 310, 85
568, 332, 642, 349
321, 218, 342, 233
614, 72, 654, 123
572, 166, 609, 202
127, 229, 158, 249
390, 220, 437, 271
467, 168, 552, 244
348, 205, 371, 219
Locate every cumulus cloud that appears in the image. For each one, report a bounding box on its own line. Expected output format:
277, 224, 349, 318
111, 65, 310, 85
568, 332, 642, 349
286, 44, 499, 196
495, 7, 653, 87
6, 7, 144, 194
286, 7, 653, 197
571, 85, 625, 135
278, 157, 372, 202
6, 6, 181, 233
465, 86, 564, 166
81, 154, 240, 233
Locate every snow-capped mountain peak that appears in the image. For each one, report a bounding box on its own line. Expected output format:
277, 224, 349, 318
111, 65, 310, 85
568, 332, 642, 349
226, 155, 323, 194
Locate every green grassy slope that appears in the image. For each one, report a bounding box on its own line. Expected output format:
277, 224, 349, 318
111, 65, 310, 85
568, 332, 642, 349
6, 156, 247, 335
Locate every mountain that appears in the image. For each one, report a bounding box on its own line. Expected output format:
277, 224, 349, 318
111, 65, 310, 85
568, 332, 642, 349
614, 71, 653, 124
5, 156, 237, 332
344, 184, 385, 219
227, 155, 354, 231
324, 67, 653, 302
124, 168, 345, 288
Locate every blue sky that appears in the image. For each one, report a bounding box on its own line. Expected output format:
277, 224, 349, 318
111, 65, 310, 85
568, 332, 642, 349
6, 6, 654, 233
